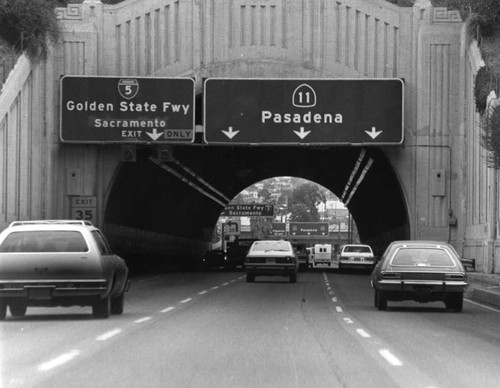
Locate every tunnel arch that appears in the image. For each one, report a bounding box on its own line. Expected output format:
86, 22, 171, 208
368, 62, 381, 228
103, 144, 409, 272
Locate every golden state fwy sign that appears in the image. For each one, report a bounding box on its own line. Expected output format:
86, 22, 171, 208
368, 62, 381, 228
204, 78, 404, 145
60, 76, 195, 143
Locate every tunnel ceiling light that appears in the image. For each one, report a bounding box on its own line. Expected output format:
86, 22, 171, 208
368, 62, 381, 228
148, 156, 227, 207
172, 159, 231, 203
341, 149, 367, 202
344, 158, 374, 207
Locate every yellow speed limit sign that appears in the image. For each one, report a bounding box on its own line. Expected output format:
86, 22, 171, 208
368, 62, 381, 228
70, 196, 97, 223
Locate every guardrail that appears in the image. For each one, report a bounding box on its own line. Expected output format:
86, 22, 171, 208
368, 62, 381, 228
460, 258, 476, 272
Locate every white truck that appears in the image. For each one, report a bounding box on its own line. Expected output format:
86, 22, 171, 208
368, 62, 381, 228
311, 244, 333, 268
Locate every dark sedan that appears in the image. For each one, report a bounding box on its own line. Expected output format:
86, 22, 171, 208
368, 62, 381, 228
371, 240, 468, 312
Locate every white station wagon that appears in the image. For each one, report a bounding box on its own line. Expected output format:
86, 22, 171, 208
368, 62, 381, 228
0, 220, 130, 320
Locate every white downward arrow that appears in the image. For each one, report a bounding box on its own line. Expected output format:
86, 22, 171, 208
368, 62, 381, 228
294, 126, 311, 139
222, 126, 239, 139
146, 128, 164, 141
365, 126, 383, 139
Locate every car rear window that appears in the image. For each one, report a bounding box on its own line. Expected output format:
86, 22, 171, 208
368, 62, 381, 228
390, 248, 455, 267
0, 231, 89, 253
250, 241, 292, 252
343, 245, 372, 253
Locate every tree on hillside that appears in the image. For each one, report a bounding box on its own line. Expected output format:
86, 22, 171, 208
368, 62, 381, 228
288, 183, 326, 222
0, 0, 60, 61
432, 0, 500, 37
288, 203, 314, 222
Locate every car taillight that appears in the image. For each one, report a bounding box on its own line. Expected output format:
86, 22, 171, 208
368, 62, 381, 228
381, 272, 401, 280
445, 273, 465, 281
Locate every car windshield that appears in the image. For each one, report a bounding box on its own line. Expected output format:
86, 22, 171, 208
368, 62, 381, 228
344, 245, 371, 253
251, 241, 291, 252
0, 231, 89, 253
390, 247, 455, 267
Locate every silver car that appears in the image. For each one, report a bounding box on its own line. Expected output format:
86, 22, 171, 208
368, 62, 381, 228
245, 240, 298, 283
0, 220, 130, 319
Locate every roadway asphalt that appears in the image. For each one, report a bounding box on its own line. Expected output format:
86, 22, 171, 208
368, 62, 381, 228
3, 270, 500, 387
466, 272, 500, 309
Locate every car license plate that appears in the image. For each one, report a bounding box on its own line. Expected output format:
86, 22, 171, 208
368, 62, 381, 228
28, 288, 52, 299
414, 286, 432, 295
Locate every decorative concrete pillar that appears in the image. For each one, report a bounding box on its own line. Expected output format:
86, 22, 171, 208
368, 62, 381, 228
413, 5, 463, 243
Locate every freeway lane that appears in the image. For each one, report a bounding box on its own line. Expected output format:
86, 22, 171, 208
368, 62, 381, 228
1, 270, 500, 387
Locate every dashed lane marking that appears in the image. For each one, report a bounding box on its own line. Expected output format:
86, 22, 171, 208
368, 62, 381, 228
134, 317, 153, 324
96, 329, 122, 341
379, 349, 403, 366
356, 329, 371, 338
38, 350, 81, 372
33, 276, 242, 380
323, 272, 405, 371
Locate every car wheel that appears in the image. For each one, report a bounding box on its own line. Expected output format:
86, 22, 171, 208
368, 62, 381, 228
246, 273, 255, 283
93, 295, 111, 318
376, 290, 387, 311
0, 302, 7, 320
9, 302, 27, 317
289, 273, 297, 283
110, 293, 125, 315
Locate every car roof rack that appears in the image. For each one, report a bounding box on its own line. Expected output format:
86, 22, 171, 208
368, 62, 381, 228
8, 220, 94, 227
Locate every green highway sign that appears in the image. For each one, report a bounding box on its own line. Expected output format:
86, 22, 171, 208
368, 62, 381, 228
272, 222, 286, 235
60, 76, 195, 143
221, 204, 274, 217
289, 222, 329, 236
204, 78, 404, 145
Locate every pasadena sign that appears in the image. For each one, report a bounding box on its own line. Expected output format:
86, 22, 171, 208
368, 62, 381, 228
204, 78, 404, 145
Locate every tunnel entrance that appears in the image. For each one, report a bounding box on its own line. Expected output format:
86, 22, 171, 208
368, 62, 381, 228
104, 145, 409, 273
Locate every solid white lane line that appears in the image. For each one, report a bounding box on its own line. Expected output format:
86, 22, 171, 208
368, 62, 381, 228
179, 298, 192, 304
161, 306, 175, 313
465, 298, 500, 313
379, 349, 403, 366
96, 329, 122, 341
198, 290, 208, 295
38, 350, 81, 372
356, 329, 371, 338
134, 317, 152, 324
336, 306, 343, 313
